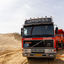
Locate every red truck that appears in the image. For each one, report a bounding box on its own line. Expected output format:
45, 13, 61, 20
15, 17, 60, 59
55, 29, 64, 49
21, 16, 58, 59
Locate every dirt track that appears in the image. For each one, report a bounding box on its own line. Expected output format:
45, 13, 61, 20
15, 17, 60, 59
0, 49, 64, 64
0, 33, 64, 64
0, 48, 25, 64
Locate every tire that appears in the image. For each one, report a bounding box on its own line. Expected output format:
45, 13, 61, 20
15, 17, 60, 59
61, 41, 63, 47
51, 58, 55, 60
49, 58, 55, 60
27, 57, 31, 60
58, 43, 61, 47
51, 57, 55, 61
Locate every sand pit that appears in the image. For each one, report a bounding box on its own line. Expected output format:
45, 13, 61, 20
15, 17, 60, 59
0, 33, 24, 64
0, 33, 64, 64
0, 33, 21, 50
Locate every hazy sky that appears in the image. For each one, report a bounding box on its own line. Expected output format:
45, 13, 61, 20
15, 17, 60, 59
0, 0, 64, 34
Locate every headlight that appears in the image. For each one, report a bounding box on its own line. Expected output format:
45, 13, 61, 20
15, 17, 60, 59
48, 49, 54, 52
24, 49, 28, 52
23, 49, 31, 53
52, 49, 54, 52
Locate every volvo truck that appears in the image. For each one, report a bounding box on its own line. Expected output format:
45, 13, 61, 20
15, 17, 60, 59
21, 16, 58, 59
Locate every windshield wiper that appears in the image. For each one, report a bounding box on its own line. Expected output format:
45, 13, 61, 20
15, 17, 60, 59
32, 34, 42, 37
23, 34, 53, 37
32, 34, 53, 37
24, 34, 41, 37
42, 34, 53, 36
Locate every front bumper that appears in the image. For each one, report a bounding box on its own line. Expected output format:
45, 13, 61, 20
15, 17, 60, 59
22, 48, 56, 58
22, 53, 56, 58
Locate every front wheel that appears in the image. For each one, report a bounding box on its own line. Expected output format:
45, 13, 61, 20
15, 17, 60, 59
51, 58, 55, 60
27, 57, 31, 60
61, 41, 63, 47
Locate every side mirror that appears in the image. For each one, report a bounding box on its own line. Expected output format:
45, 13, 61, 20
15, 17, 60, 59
55, 27, 58, 33
21, 28, 23, 36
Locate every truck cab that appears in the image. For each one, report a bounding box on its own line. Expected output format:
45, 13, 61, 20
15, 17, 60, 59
21, 17, 57, 58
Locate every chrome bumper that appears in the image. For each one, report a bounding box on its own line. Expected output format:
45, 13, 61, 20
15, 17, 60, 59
22, 48, 56, 58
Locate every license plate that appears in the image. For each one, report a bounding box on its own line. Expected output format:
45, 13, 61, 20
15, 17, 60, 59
35, 54, 42, 56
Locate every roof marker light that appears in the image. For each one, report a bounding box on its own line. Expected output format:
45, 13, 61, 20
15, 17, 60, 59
25, 19, 27, 20
37, 17, 39, 18
30, 18, 32, 19
33, 17, 35, 19
45, 16, 47, 18
50, 16, 52, 18
41, 16, 43, 18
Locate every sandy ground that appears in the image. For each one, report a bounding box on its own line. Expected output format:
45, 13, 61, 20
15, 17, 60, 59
0, 33, 64, 64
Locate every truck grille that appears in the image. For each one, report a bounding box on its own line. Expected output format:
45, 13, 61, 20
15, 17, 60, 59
31, 49, 45, 53
23, 40, 53, 47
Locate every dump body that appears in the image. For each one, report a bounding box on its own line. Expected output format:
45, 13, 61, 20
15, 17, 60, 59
22, 17, 56, 58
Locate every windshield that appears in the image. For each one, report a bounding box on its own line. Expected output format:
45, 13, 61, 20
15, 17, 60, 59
23, 24, 54, 38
